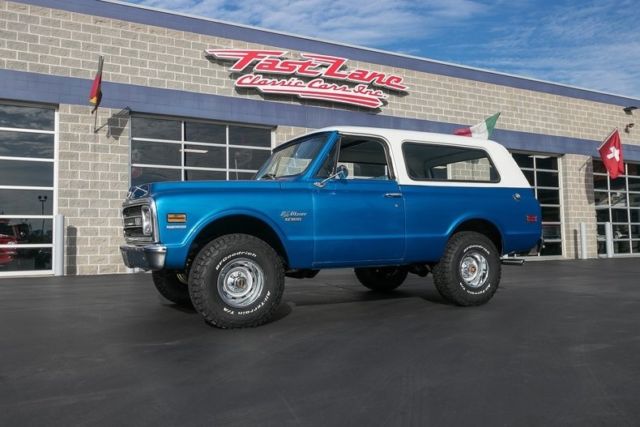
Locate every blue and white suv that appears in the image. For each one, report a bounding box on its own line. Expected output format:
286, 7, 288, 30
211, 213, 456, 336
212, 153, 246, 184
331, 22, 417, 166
121, 126, 541, 328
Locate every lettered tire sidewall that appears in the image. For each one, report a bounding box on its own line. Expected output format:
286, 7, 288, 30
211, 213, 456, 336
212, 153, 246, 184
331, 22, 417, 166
433, 232, 501, 306
189, 235, 284, 328
453, 242, 499, 300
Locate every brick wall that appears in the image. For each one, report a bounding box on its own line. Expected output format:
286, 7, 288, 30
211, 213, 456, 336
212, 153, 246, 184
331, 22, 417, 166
1, 0, 639, 273
2, 0, 638, 147
58, 105, 130, 274
561, 155, 599, 259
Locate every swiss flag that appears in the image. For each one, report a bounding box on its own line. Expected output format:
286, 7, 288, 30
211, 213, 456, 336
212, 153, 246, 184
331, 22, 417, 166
598, 130, 624, 179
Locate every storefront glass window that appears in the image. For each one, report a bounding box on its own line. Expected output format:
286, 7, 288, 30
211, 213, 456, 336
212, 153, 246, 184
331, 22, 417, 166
130, 116, 273, 186
0, 102, 55, 274
593, 159, 640, 255
512, 152, 563, 256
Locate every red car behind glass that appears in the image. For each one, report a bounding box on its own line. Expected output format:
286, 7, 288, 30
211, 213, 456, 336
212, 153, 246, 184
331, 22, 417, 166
0, 222, 20, 266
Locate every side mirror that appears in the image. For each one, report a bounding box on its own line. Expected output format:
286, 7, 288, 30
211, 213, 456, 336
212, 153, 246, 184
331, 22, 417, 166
314, 165, 349, 188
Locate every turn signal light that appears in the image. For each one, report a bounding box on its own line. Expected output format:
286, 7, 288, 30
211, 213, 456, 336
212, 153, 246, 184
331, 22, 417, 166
167, 213, 187, 223
526, 215, 538, 223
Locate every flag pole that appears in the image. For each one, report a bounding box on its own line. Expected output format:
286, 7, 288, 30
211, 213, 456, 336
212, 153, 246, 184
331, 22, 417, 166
90, 55, 104, 133
597, 128, 618, 150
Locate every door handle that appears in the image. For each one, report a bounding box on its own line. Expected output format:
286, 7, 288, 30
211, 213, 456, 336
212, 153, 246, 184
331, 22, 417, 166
384, 192, 403, 198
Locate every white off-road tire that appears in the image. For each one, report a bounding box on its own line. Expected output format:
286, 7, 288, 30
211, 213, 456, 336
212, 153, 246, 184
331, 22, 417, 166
188, 234, 285, 328
432, 231, 501, 306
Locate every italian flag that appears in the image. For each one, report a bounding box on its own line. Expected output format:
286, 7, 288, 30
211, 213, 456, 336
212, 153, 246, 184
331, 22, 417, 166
454, 112, 501, 139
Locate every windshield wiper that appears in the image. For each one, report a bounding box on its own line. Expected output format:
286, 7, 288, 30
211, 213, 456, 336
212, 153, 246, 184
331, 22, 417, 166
260, 173, 278, 180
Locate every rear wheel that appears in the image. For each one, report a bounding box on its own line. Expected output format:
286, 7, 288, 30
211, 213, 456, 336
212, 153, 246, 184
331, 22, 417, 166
188, 234, 285, 329
152, 270, 192, 306
432, 231, 501, 306
354, 267, 408, 291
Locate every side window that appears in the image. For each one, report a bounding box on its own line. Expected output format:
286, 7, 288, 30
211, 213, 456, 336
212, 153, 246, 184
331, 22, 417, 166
338, 138, 391, 180
402, 142, 499, 182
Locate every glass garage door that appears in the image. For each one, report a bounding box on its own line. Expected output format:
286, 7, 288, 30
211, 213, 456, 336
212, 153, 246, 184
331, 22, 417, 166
0, 102, 56, 275
512, 152, 563, 257
130, 116, 273, 186
593, 160, 640, 255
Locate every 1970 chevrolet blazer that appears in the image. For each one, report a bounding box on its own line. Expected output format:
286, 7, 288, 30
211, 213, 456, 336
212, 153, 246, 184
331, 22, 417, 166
120, 126, 541, 328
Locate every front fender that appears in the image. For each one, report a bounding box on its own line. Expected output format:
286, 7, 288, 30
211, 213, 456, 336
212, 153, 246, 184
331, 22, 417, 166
162, 208, 291, 270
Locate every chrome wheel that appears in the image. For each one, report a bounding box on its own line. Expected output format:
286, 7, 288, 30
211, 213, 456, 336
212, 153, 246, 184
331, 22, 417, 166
459, 251, 489, 289
217, 258, 265, 308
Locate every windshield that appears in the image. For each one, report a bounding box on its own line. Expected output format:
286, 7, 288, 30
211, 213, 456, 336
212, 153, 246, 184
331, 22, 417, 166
255, 132, 330, 179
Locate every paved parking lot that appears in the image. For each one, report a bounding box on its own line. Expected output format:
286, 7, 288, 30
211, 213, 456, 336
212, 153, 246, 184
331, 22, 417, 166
1, 259, 639, 426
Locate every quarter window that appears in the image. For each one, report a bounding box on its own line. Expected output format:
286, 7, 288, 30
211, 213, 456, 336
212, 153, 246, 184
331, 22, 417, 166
402, 143, 499, 182
130, 117, 273, 185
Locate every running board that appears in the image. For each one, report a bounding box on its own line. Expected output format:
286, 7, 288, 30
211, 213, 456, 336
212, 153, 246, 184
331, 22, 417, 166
501, 258, 525, 265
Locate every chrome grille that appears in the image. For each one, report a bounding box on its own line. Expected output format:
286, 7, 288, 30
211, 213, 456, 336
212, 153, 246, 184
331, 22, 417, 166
122, 202, 154, 243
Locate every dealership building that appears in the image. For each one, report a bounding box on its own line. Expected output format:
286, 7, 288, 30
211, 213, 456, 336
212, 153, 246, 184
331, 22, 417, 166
1, 0, 639, 277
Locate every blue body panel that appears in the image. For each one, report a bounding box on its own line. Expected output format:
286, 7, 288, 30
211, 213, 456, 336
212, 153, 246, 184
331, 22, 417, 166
146, 179, 540, 270
401, 185, 541, 262
133, 130, 541, 270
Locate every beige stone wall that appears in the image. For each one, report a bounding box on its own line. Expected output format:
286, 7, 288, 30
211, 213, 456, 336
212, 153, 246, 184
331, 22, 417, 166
2, 0, 638, 147
2, 0, 639, 273
58, 105, 130, 274
561, 155, 599, 259
274, 126, 311, 145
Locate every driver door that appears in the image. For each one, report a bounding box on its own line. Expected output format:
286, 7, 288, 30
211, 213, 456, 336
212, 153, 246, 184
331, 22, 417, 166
312, 136, 405, 266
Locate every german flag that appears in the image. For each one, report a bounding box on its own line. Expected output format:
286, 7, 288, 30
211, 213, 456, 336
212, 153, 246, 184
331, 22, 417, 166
89, 56, 104, 113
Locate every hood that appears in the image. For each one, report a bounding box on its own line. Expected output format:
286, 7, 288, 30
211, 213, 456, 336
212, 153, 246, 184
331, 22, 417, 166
128, 180, 282, 200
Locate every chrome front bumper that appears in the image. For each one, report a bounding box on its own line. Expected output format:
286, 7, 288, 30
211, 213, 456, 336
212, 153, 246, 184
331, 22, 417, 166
120, 244, 167, 271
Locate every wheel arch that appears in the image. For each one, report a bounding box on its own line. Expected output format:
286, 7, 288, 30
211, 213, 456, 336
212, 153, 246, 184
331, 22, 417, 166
188, 213, 290, 268
450, 218, 503, 254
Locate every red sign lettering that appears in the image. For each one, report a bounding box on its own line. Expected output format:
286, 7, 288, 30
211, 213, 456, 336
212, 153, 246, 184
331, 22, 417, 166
205, 49, 408, 109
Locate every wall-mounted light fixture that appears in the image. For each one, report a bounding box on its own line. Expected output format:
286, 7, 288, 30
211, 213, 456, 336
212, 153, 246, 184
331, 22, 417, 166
625, 123, 635, 133
623, 106, 638, 114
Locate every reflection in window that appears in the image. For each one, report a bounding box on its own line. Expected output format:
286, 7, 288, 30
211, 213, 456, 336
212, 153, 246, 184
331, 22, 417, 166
593, 159, 640, 255
403, 143, 498, 182
185, 170, 226, 181
0, 102, 56, 274
0, 104, 54, 130
131, 116, 272, 184
0, 190, 53, 215
0, 160, 54, 187
0, 218, 53, 244
511, 152, 562, 257
337, 138, 391, 180
131, 117, 181, 140
0, 131, 54, 158
131, 167, 181, 187
0, 248, 52, 272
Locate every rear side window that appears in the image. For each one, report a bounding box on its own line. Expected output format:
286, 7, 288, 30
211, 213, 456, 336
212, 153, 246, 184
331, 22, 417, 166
402, 142, 500, 183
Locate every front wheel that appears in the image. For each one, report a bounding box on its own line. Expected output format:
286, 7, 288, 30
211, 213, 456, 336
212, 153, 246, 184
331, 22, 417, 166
188, 234, 285, 329
432, 231, 501, 306
152, 270, 192, 306
354, 267, 408, 291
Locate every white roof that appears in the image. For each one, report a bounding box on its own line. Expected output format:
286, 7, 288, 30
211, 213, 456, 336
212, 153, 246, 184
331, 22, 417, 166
314, 126, 531, 188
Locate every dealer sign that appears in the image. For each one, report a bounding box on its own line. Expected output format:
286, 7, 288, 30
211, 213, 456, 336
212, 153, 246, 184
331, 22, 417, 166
205, 49, 408, 109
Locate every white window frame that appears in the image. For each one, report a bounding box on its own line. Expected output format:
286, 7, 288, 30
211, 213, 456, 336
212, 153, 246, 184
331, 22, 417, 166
128, 114, 274, 187
0, 102, 58, 277
511, 151, 565, 259
593, 160, 640, 257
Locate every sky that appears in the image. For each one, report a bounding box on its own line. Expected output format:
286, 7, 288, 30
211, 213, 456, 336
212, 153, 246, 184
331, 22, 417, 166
123, 0, 640, 98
